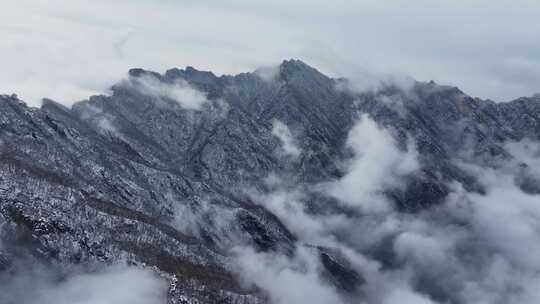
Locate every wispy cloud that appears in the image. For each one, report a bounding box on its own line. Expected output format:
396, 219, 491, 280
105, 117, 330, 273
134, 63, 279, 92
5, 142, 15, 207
272, 119, 301, 158
126, 74, 210, 110
236, 114, 540, 304
233, 246, 344, 304
0, 263, 168, 304
326, 114, 419, 212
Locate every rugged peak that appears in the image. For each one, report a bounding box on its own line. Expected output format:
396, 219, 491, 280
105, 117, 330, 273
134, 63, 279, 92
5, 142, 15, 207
276, 59, 331, 88
279, 59, 318, 76
413, 80, 465, 98
0, 93, 20, 102
164, 66, 218, 85
280, 58, 310, 69
3, 59, 540, 304
0, 93, 26, 108
41, 98, 70, 112
127, 68, 163, 80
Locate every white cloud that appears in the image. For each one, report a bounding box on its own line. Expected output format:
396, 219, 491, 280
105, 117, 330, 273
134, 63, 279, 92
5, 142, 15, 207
97, 117, 114, 132
252, 185, 343, 247
126, 75, 209, 110
0, 264, 168, 304
2, 2, 540, 302
459, 170, 540, 269
383, 287, 437, 304
255, 65, 281, 82
233, 246, 344, 304
506, 140, 540, 180
241, 115, 540, 303
327, 114, 419, 212
172, 198, 240, 247
272, 120, 301, 158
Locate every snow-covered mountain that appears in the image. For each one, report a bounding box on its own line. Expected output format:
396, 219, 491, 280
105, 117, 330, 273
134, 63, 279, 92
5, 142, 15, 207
1, 60, 539, 304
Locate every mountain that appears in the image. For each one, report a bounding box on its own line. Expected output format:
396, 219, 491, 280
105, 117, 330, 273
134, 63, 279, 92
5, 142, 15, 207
0, 59, 539, 303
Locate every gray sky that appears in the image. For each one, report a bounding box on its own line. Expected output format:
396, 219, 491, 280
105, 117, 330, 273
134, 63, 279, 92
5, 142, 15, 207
1, 0, 539, 106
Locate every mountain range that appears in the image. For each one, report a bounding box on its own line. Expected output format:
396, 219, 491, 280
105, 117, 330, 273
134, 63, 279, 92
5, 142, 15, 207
1, 59, 539, 304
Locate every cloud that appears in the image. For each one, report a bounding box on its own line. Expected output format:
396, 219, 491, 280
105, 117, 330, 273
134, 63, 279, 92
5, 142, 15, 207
76, 103, 126, 139
251, 184, 342, 247
438, 167, 540, 304
326, 114, 419, 212
457, 169, 540, 269
127, 75, 210, 110
0, 263, 168, 304
238, 112, 540, 304
172, 198, 240, 247
97, 117, 121, 137
506, 140, 540, 176
233, 246, 344, 304
272, 119, 301, 158
2, 2, 540, 302
383, 287, 437, 304
239, 116, 429, 303
255, 65, 281, 82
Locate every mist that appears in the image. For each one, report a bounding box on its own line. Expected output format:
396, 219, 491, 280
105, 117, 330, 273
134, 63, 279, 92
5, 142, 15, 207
272, 119, 301, 158
1, 1, 539, 303
0, 261, 168, 304
234, 115, 540, 304
124, 74, 210, 110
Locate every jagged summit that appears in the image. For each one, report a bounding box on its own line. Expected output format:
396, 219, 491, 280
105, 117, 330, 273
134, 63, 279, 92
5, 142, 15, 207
165, 66, 219, 85
126, 59, 326, 86
279, 59, 319, 75
128, 67, 162, 79
121, 60, 463, 102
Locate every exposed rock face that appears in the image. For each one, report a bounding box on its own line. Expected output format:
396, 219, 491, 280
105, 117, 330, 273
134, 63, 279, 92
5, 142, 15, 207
0, 60, 538, 303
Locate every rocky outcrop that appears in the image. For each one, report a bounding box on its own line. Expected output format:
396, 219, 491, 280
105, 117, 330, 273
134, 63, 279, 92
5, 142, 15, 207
0, 60, 538, 303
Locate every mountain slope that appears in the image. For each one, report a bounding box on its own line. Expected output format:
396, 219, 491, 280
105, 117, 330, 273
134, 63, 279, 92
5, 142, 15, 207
0, 60, 539, 303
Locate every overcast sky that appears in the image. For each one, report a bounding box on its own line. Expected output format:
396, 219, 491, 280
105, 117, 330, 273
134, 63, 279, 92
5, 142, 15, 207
1, 0, 539, 106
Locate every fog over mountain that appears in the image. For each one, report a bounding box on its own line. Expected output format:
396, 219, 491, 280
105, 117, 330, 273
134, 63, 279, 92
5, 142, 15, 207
0, 59, 539, 303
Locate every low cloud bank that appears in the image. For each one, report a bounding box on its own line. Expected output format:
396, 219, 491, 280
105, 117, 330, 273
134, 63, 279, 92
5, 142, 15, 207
234, 246, 343, 304
0, 262, 168, 304
235, 115, 540, 304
